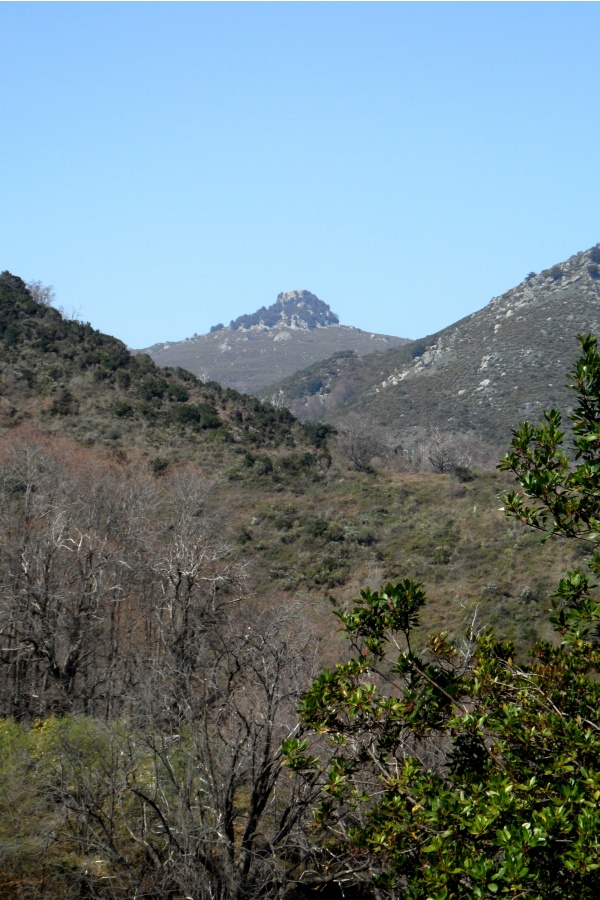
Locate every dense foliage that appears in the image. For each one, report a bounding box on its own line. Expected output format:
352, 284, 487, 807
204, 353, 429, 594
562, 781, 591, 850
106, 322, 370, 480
285, 336, 600, 898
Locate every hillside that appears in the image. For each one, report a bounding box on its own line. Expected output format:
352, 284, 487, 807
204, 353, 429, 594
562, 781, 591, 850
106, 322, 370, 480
0, 269, 594, 897
0, 270, 580, 656
0, 271, 310, 458
263, 245, 600, 446
136, 289, 409, 394
0, 272, 584, 644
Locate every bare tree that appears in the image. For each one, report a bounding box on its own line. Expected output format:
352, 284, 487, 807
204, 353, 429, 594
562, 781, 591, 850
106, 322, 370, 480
26, 280, 55, 307
42, 602, 321, 900
0, 437, 325, 898
0, 439, 142, 718
335, 414, 389, 472
398, 429, 499, 476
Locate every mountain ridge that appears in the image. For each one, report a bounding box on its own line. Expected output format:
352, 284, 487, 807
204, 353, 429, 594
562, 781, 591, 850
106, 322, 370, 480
260, 244, 600, 446
136, 290, 409, 394
0, 271, 315, 457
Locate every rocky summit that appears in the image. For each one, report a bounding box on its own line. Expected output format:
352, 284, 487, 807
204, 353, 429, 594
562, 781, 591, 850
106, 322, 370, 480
137, 291, 408, 395
226, 290, 340, 331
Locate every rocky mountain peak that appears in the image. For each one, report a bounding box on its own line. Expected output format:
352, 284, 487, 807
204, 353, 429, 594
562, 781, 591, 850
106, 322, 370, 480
276, 289, 319, 305
224, 290, 339, 332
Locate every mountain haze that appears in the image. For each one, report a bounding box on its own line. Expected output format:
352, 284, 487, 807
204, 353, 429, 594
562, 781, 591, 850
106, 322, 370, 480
263, 245, 600, 445
137, 290, 409, 394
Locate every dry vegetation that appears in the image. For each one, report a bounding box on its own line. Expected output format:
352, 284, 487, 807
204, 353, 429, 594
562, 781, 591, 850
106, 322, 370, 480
0, 418, 584, 896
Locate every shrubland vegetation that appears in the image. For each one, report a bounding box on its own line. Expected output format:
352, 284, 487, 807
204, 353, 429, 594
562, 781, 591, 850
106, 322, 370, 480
0, 275, 598, 897
262, 246, 600, 454
0, 272, 302, 453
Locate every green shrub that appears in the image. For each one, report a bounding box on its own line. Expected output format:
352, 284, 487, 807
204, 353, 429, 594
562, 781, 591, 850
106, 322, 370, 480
167, 383, 189, 402
327, 523, 345, 542
548, 264, 563, 281
50, 388, 77, 416
113, 401, 134, 418
138, 375, 168, 401
354, 526, 378, 546
307, 519, 329, 538
589, 246, 600, 264
116, 370, 130, 389
255, 454, 274, 475
171, 403, 220, 429
149, 456, 169, 475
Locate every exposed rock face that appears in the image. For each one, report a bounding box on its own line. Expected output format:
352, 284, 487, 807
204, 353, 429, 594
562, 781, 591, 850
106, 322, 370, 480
228, 290, 340, 332
377, 246, 600, 395
358, 245, 600, 443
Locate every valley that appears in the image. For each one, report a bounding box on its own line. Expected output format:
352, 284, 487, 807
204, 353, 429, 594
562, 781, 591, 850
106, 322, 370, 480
0, 254, 599, 898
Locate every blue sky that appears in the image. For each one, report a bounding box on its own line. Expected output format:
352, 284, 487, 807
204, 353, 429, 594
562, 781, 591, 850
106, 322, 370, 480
2, 2, 599, 348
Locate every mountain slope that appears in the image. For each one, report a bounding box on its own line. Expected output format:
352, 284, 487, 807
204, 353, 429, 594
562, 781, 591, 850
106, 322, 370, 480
0, 272, 308, 455
264, 246, 600, 445
137, 289, 409, 394
0, 270, 585, 663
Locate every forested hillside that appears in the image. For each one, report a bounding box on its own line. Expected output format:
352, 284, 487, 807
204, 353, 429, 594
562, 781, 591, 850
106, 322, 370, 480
0, 274, 597, 898
0, 272, 305, 454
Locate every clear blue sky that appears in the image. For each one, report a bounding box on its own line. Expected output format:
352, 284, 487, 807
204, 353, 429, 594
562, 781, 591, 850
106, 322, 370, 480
2, 2, 599, 348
